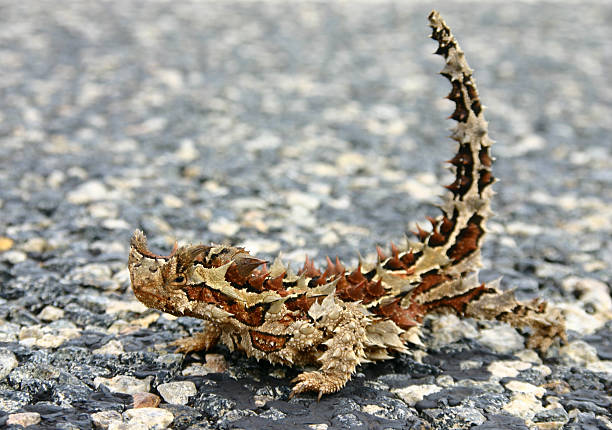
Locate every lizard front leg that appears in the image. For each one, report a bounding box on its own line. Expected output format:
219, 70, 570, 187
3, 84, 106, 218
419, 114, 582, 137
290, 304, 369, 400
170, 320, 221, 354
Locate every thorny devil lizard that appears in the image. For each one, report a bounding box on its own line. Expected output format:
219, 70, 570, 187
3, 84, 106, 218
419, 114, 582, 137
128, 11, 566, 399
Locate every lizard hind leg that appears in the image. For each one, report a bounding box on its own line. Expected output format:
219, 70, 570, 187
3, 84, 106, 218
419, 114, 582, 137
464, 281, 566, 353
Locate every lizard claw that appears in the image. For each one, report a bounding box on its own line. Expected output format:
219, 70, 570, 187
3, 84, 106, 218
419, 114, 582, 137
169, 337, 198, 355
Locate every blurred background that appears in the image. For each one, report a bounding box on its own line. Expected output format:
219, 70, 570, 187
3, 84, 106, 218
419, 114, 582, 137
1, 1, 610, 271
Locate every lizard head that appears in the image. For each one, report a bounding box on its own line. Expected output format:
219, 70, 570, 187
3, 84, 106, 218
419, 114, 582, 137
128, 230, 195, 313
128, 230, 267, 315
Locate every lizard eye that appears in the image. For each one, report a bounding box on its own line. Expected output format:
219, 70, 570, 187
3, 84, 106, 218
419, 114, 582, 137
170, 275, 186, 286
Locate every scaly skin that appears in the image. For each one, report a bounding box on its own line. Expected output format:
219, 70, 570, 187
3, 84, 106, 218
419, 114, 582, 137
128, 11, 566, 400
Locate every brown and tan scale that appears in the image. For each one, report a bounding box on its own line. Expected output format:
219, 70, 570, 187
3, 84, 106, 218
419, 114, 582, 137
128, 11, 566, 400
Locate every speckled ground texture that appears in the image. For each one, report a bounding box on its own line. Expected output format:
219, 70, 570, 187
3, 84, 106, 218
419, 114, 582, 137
0, 1, 610, 429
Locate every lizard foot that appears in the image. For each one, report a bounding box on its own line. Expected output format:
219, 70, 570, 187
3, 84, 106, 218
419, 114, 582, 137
289, 371, 348, 401
524, 307, 567, 352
